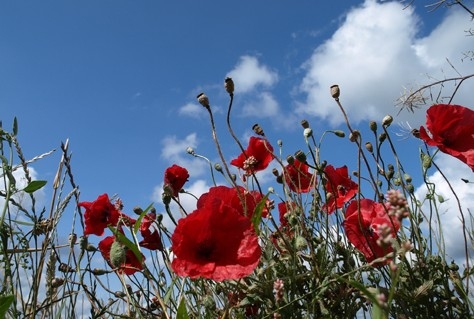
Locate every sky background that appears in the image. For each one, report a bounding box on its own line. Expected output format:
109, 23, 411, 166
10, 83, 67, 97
1, 0, 474, 272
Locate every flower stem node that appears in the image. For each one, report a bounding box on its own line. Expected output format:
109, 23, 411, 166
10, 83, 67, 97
303, 128, 313, 138
197, 93, 210, 108
330, 84, 340, 100
224, 77, 234, 95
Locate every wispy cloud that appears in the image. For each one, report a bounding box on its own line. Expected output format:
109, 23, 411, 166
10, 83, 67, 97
227, 55, 279, 94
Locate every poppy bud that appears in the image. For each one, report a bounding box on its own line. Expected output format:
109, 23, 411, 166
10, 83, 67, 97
51, 278, 65, 288
333, 130, 345, 138
411, 129, 420, 138
349, 130, 360, 142
301, 119, 310, 129
369, 121, 377, 132
252, 123, 265, 136
196, 93, 210, 108
404, 174, 412, 183
58, 263, 75, 273
330, 84, 340, 99
379, 132, 387, 143
303, 128, 313, 138
114, 291, 126, 298
406, 183, 414, 194
224, 77, 234, 95
133, 206, 143, 215
294, 150, 307, 163
79, 236, 88, 251
92, 268, 109, 276
110, 240, 127, 268
382, 115, 393, 127
365, 142, 373, 153
286, 155, 295, 165
214, 163, 223, 173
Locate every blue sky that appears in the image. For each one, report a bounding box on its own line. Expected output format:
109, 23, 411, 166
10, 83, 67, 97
1, 0, 473, 261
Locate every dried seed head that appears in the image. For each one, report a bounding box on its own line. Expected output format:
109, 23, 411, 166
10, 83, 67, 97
196, 92, 210, 108
379, 132, 387, 143
330, 84, 340, 99
294, 150, 307, 163
303, 128, 313, 138
349, 130, 360, 142
286, 155, 295, 165
365, 142, 373, 153
186, 147, 195, 155
224, 77, 234, 95
369, 121, 377, 132
301, 119, 310, 129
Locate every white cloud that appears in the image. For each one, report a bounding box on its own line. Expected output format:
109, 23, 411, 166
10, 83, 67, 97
296, 0, 474, 128
414, 153, 474, 265
178, 102, 205, 118
227, 55, 278, 94
242, 92, 279, 117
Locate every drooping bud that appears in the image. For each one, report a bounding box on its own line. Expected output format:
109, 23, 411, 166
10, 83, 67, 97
224, 77, 234, 95
330, 85, 340, 99
196, 93, 210, 108
333, 130, 345, 138
252, 123, 265, 136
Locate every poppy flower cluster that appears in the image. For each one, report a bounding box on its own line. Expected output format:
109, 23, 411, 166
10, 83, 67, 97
322, 165, 358, 214
343, 198, 401, 266
79, 193, 163, 275
171, 186, 262, 281
231, 136, 274, 175
418, 103, 474, 171
164, 164, 190, 197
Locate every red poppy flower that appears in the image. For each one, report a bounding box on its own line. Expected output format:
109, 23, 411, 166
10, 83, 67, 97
197, 186, 268, 218
231, 136, 274, 174
164, 164, 189, 197
277, 201, 297, 227
139, 212, 163, 251
419, 104, 474, 171
322, 165, 358, 214
343, 199, 400, 266
98, 235, 144, 275
79, 193, 121, 236
283, 160, 313, 193
171, 189, 261, 281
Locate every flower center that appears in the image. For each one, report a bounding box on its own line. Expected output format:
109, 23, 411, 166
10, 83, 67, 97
243, 156, 258, 171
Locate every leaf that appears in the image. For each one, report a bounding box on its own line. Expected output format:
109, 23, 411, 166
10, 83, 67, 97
23, 180, 47, 193
176, 297, 189, 319
251, 193, 269, 235
0, 294, 14, 318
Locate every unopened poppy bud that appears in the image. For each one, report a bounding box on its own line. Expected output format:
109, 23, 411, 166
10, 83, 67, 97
411, 129, 420, 138
301, 119, 310, 129
330, 84, 340, 99
196, 93, 210, 108
349, 130, 360, 142
369, 121, 377, 132
404, 173, 412, 183
186, 147, 195, 155
51, 278, 65, 288
162, 192, 172, 205
272, 168, 279, 177
295, 150, 306, 163
382, 115, 393, 127
385, 170, 394, 179
79, 236, 88, 250
230, 174, 237, 182
365, 142, 373, 153
214, 163, 223, 173
133, 206, 143, 215
333, 130, 345, 138
406, 183, 414, 194
303, 128, 313, 138
286, 155, 295, 165
114, 291, 126, 298
224, 77, 234, 95
110, 240, 126, 268
92, 268, 109, 276
252, 123, 265, 136
422, 154, 432, 169
58, 263, 75, 273
388, 164, 394, 172
379, 132, 387, 143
